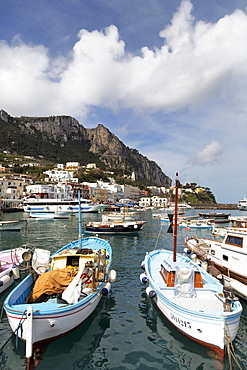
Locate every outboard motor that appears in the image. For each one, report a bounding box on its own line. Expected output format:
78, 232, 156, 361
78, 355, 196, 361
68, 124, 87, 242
223, 285, 236, 312
223, 285, 235, 300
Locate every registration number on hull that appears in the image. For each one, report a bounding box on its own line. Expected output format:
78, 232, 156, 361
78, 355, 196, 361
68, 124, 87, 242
170, 313, 191, 329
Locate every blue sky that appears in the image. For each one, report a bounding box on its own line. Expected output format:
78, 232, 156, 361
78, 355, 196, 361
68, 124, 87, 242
1, 0, 247, 203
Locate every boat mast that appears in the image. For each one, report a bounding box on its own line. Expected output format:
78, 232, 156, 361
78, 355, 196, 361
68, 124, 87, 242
78, 189, 82, 248
173, 172, 179, 262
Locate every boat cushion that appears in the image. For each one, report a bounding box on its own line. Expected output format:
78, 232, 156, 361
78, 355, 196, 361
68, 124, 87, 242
174, 267, 196, 298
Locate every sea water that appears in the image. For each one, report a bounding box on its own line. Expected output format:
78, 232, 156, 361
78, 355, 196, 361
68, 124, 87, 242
0, 209, 246, 370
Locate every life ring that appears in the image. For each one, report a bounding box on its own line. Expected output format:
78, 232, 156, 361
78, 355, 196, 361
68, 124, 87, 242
80, 273, 91, 284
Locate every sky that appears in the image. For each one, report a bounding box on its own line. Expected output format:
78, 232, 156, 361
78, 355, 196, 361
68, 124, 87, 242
1, 0, 247, 203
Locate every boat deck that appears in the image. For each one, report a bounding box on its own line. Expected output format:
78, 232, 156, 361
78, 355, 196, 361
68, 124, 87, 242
163, 289, 224, 313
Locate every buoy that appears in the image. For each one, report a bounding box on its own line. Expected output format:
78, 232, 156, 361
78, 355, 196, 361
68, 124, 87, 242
102, 282, 111, 296
0, 275, 11, 286
140, 260, 145, 270
12, 266, 20, 280
146, 286, 156, 298
140, 273, 148, 284
184, 247, 191, 255
108, 269, 117, 283
208, 265, 222, 280
191, 253, 197, 262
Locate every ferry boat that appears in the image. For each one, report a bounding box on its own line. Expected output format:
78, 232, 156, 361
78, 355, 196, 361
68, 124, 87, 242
238, 196, 247, 210
22, 197, 109, 213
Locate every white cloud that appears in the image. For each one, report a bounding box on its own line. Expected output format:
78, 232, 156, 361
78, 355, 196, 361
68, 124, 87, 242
194, 140, 224, 166
1, 0, 247, 121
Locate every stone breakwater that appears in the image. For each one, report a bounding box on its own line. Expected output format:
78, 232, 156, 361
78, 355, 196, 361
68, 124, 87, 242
189, 203, 238, 210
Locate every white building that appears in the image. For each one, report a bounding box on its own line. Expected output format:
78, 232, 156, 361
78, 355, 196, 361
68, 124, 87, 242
43, 169, 77, 183
0, 177, 25, 200
139, 196, 168, 208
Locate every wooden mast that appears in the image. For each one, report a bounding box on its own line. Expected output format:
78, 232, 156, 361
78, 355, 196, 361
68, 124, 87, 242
173, 172, 179, 262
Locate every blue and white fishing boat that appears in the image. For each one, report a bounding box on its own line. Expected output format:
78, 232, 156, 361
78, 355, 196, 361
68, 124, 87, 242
140, 173, 242, 358
4, 191, 116, 369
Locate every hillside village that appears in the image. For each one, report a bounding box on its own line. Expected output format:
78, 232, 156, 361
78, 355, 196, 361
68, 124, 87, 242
0, 153, 216, 209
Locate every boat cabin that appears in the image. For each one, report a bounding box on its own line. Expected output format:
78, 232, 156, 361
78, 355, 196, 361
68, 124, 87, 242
160, 263, 203, 288
51, 248, 97, 271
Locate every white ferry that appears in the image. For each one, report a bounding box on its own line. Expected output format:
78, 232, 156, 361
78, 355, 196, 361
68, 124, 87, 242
22, 197, 109, 213
238, 196, 247, 210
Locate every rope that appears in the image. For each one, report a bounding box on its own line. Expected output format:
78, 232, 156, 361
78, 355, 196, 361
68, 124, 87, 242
224, 318, 243, 370
154, 221, 164, 250
0, 310, 28, 352
14, 310, 27, 349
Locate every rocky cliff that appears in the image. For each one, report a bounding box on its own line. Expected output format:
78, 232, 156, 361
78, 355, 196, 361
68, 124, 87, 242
0, 109, 171, 187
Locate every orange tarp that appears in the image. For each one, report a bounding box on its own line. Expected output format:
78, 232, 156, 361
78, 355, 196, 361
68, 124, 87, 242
28, 268, 78, 302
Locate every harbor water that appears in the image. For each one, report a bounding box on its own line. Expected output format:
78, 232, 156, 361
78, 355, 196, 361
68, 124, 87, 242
0, 209, 247, 370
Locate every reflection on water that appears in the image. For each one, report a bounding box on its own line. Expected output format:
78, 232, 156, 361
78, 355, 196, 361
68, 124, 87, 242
0, 209, 247, 369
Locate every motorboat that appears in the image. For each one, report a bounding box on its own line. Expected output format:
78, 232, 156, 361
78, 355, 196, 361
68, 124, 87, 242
85, 219, 146, 233
0, 247, 27, 294
184, 227, 247, 299
140, 173, 242, 358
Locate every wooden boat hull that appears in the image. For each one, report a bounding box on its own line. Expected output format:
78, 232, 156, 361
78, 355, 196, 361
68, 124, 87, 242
85, 221, 146, 233
142, 249, 242, 355
5, 274, 103, 344
4, 237, 115, 345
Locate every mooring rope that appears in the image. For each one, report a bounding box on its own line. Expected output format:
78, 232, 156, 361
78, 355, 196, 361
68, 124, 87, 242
225, 319, 243, 370
154, 221, 165, 250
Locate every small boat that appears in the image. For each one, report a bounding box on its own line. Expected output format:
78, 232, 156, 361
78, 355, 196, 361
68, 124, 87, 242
140, 173, 242, 358
85, 220, 146, 233
0, 219, 26, 231
179, 220, 213, 230
4, 191, 117, 369
184, 227, 247, 300
101, 209, 140, 222
0, 247, 27, 293
30, 212, 71, 220
198, 212, 230, 219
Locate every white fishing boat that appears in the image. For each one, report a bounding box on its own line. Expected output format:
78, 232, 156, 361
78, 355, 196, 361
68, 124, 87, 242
29, 212, 71, 220
0, 247, 27, 293
140, 173, 242, 358
179, 219, 213, 230
184, 227, 247, 300
22, 197, 108, 213
0, 219, 26, 231
4, 192, 116, 369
